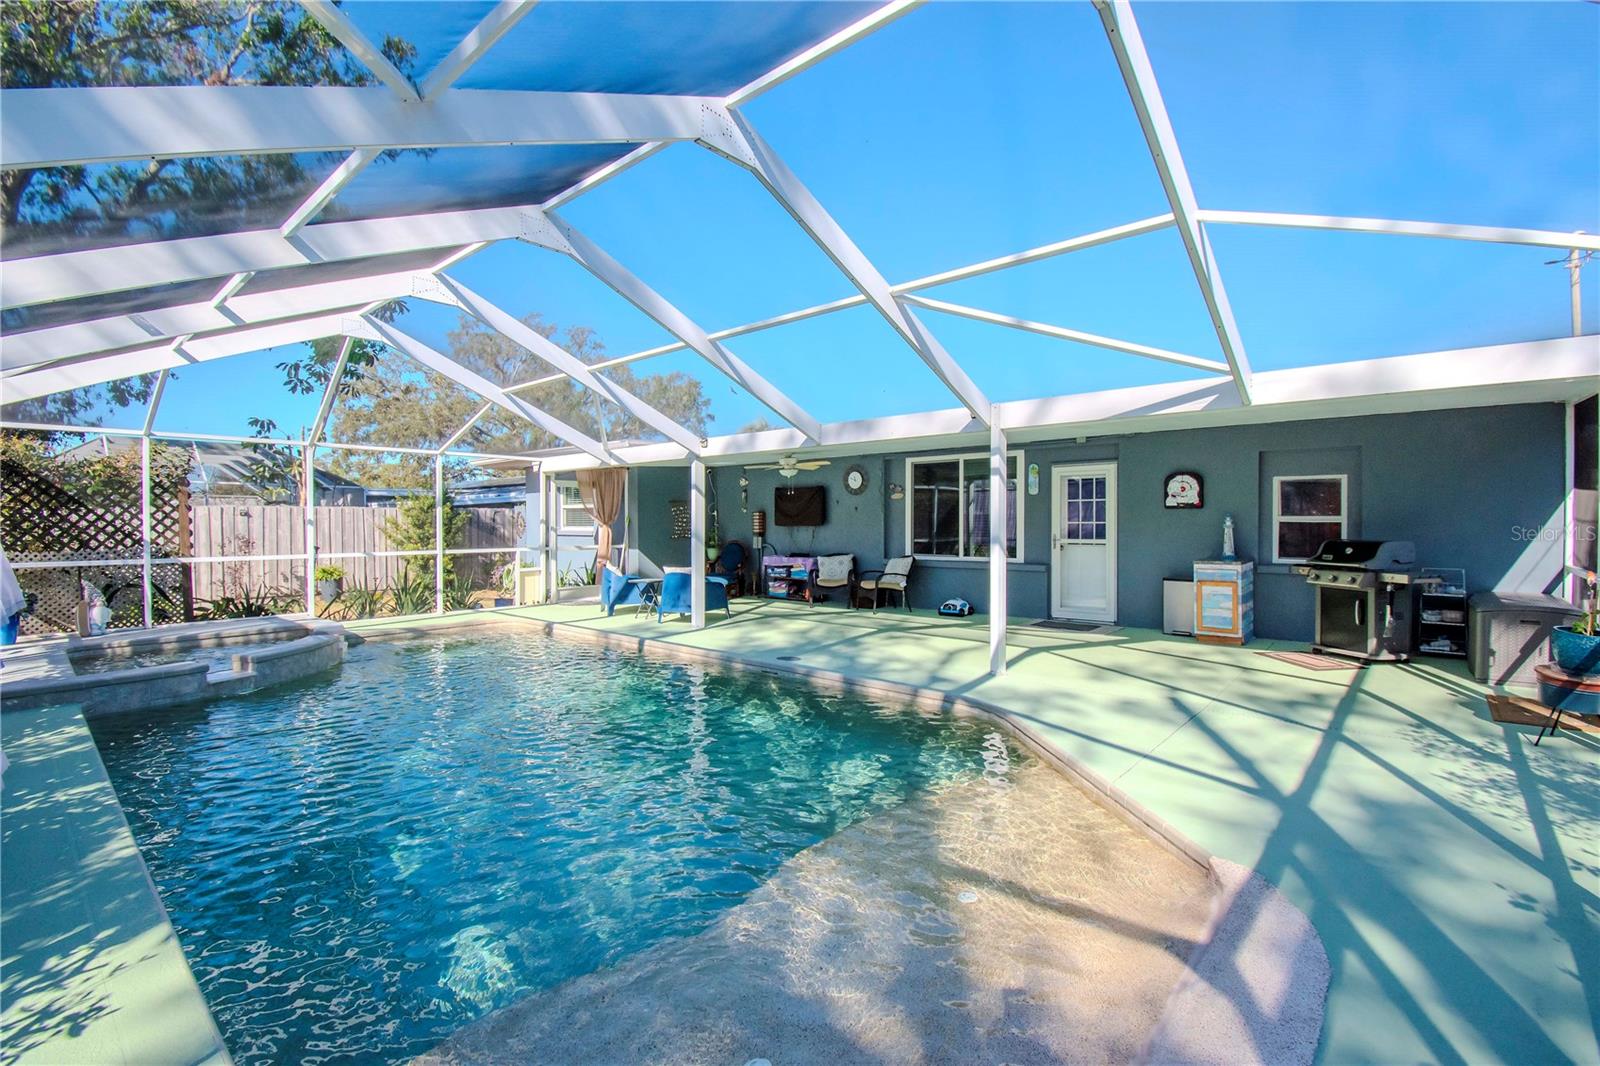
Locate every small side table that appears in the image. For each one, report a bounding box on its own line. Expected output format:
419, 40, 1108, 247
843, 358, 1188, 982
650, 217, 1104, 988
1533, 662, 1600, 745
628, 577, 662, 617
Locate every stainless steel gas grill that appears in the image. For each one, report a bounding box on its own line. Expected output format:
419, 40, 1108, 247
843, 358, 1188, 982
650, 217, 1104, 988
1296, 540, 1419, 662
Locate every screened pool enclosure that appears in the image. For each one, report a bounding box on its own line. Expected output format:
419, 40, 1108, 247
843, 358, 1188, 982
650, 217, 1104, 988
2, 0, 1595, 674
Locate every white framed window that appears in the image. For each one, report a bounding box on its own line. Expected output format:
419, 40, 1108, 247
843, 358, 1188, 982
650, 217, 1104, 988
904, 451, 1023, 560
1272, 474, 1348, 563
557, 484, 594, 534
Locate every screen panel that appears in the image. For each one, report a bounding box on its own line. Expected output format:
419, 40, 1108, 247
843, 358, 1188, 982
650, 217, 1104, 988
456, 1, 879, 96
3, 152, 349, 260
314, 145, 640, 225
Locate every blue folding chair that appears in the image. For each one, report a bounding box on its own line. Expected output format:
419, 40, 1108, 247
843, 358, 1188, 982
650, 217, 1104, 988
657, 572, 731, 621
600, 567, 645, 616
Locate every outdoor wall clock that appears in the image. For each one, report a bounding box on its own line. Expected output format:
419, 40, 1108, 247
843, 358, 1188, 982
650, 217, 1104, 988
843, 464, 869, 495
1164, 472, 1203, 509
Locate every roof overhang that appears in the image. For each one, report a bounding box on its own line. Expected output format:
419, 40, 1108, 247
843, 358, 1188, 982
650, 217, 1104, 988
508, 334, 1598, 473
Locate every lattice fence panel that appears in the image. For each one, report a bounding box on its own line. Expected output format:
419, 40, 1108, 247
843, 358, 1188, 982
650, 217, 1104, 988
1, 450, 191, 634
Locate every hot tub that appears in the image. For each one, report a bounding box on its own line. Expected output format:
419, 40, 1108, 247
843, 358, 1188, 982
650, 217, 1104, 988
1, 617, 347, 716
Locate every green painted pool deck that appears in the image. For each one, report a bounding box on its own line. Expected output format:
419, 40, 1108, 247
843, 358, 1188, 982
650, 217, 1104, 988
1, 703, 231, 1066
357, 599, 1600, 1065
3, 601, 1593, 1065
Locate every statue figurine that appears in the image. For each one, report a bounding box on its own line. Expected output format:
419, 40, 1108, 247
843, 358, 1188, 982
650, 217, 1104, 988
81, 580, 112, 636
1221, 514, 1236, 561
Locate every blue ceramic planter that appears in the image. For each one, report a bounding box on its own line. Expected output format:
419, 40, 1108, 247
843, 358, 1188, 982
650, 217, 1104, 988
1549, 625, 1600, 675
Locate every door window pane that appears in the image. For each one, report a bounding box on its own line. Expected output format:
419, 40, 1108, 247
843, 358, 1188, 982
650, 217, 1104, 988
1063, 474, 1107, 543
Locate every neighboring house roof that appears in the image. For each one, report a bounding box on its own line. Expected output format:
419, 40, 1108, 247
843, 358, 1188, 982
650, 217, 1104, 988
58, 436, 366, 494
362, 476, 527, 507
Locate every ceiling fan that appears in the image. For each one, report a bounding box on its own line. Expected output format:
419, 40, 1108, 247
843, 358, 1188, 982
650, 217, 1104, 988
743, 453, 831, 479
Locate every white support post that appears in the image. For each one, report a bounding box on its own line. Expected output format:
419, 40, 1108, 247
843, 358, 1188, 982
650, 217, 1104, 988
138, 370, 167, 629
1094, 0, 1254, 405
303, 442, 317, 615
303, 337, 353, 615
538, 469, 553, 603
988, 408, 1008, 676
140, 435, 154, 628
691, 459, 707, 628
434, 455, 446, 614
1569, 242, 1584, 338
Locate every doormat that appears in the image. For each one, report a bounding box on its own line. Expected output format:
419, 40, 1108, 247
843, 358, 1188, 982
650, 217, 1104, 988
1486, 693, 1600, 734
1033, 620, 1109, 633
1258, 650, 1364, 671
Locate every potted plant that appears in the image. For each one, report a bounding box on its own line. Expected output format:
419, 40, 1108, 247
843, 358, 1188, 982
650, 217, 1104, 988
315, 565, 345, 603
1550, 572, 1599, 675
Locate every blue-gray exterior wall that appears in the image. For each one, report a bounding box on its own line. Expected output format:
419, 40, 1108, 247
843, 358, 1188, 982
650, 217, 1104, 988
629, 403, 1566, 640
523, 470, 626, 579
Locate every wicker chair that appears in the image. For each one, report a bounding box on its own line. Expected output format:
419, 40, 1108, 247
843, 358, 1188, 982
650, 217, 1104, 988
857, 556, 914, 612
814, 554, 855, 607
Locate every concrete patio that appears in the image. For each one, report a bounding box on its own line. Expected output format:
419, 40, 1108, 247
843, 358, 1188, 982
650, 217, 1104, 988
356, 598, 1600, 1066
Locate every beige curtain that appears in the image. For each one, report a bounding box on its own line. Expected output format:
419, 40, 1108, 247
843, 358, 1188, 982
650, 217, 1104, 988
576, 468, 626, 575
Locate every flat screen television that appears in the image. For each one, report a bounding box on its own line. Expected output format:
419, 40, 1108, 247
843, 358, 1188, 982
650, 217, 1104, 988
774, 484, 826, 526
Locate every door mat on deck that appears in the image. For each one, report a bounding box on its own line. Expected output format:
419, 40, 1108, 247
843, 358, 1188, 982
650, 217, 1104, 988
1033, 620, 1111, 633
1257, 651, 1364, 671
1486, 693, 1600, 734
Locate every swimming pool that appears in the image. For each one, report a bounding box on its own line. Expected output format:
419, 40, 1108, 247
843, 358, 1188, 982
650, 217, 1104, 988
91, 628, 1046, 1064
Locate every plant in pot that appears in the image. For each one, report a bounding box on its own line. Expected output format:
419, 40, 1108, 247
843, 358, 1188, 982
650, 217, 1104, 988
1550, 572, 1599, 675
315, 565, 345, 604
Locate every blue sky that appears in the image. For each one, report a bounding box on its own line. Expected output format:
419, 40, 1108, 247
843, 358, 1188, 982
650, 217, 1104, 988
151, 0, 1599, 442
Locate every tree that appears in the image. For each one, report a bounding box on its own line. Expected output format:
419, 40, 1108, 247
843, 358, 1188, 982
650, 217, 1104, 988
381, 494, 466, 584
318, 313, 714, 486
0, 1, 419, 426
0, 375, 160, 436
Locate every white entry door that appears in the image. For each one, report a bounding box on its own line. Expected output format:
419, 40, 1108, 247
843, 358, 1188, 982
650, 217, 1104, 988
1052, 463, 1118, 622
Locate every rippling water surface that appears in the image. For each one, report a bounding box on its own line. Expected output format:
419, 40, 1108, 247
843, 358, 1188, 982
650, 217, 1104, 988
91, 629, 1009, 1065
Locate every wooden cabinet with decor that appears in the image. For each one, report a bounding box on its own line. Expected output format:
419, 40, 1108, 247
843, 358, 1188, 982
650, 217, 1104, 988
1193, 560, 1254, 645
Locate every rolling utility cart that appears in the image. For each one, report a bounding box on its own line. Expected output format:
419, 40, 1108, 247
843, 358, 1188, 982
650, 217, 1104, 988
1418, 567, 1468, 659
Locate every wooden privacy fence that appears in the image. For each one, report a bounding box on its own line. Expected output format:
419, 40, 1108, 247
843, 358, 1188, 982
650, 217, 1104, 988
188, 504, 523, 602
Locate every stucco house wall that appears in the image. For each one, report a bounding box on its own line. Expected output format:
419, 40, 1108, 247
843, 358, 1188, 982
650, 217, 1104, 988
628, 402, 1569, 641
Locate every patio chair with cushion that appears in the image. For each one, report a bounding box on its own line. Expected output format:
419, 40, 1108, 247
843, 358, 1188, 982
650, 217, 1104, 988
814, 554, 855, 607
711, 541, 749, 597
657, 572, 731, 622
857, 556, 914, 613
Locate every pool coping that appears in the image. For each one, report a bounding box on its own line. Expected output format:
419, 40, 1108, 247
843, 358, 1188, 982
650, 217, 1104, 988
358, 610, 1331, 1065
0, 701, 233, 1066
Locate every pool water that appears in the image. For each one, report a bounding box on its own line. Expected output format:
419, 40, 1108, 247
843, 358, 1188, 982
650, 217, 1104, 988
91, 629, 1017, 1065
